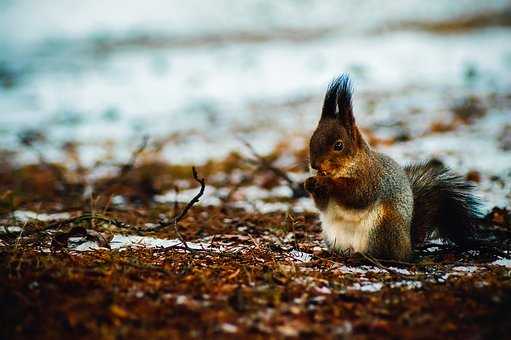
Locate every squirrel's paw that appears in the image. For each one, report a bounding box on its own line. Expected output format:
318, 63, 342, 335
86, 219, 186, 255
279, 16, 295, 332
304, 176, 318, 193
304, 176, 330, 194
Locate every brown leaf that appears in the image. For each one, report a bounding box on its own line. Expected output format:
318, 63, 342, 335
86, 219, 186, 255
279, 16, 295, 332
110, 305, 130, 319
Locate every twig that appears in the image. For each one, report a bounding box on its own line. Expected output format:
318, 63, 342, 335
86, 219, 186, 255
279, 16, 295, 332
122, 258, 169, 274
24, 143, 70, 192
241, 139, 294, 186
358, 252, 390, 271
240, 139, 306, 198
152, 167, 206, 238
119, 135, 149, 175
96, 135, 149, 193
172, 167, 205, 224
42, 212, 129, 232
377, 258, 416, 267
220, 173, 254, 203
314, 251, 410, 277
158, 244, 240, 258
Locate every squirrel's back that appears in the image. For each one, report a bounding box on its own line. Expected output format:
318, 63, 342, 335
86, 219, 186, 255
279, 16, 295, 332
374, 152, 413, 221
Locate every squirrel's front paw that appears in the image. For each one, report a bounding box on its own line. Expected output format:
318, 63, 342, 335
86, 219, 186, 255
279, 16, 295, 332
304, 176, 330, 194
304, 176, 318, 193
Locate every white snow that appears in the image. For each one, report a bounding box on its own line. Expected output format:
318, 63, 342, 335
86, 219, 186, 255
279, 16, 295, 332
452, 265, 479, 272
13, 210, 71, 223
391, 280, 423, 289
289, 250, 313, 263
155, 186, 223, 207
73, 235, 220, 252
315, 286, 332, 294
493, 257, 511, 268
220, 323, 238, 334
70, 234, 317, 267
0, 226, 23, 234
335, 264, 412, 275
349, 282, 384, 292
347, 280, 422, 292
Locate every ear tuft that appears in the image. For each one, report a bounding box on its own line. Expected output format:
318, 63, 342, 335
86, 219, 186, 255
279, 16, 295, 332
335, 74, 352, 119
321, 74, 353, 122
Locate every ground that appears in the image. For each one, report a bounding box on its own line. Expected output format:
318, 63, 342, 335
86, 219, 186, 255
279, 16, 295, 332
1, 131, 510, 338
1, 2, 511, 339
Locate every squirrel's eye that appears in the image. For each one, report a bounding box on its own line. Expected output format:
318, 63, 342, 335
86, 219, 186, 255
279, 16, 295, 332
334, 141, 344, 151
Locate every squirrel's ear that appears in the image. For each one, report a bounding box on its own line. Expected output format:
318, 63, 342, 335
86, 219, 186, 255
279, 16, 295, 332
321, 74, 355, 128
321, 77, 339, 120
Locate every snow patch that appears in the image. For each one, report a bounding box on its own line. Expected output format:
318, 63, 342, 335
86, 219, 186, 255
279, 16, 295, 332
349, 282, 384, 292
13, 210, 71, 222
289, 250, 313, 263
452, 265, 478, 272
73, 234, 223, 252
0, 226, 23, 234
493, 257, 511, 268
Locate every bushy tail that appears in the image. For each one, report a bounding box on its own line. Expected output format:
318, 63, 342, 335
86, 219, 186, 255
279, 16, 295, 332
404, 160, 482, 247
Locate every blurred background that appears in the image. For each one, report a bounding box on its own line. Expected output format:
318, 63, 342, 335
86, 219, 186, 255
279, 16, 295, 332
0, 0, 510, 205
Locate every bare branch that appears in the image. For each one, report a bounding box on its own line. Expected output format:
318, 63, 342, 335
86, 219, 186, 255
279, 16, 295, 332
241, 139, 307, 198
119, 135, 149, 175
152, 167, 206, 236
95, 135, 150, 195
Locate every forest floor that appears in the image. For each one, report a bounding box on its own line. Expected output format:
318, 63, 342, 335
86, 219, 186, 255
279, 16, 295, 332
1, 112, 511, 339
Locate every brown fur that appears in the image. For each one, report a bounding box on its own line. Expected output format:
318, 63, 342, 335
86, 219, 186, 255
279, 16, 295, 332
368, 202, 412, 260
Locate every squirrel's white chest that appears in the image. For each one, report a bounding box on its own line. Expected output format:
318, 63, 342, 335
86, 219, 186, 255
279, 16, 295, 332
319, 201, 382, 253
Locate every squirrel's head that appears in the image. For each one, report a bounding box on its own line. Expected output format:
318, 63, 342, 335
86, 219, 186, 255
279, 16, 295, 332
309, 74, 368, 178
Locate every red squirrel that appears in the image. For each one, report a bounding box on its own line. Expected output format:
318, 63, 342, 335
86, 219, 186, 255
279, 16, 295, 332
304, 74, 481, 261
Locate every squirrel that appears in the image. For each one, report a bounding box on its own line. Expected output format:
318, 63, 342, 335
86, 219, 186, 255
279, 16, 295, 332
304, 74, 482, 261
